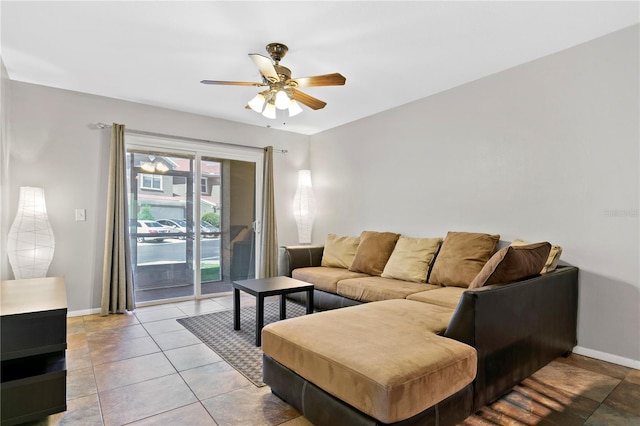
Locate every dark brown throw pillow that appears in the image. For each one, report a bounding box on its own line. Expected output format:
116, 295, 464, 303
349, 231, 400, 276
429, 231, 500, 287
468, 242, 551, 289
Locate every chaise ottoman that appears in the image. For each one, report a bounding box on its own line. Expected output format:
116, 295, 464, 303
262, 299, 477, 425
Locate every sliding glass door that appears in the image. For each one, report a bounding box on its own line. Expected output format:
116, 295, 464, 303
127, 150, 195, 302
126, 137, 261, 304
200, 157, 257, 295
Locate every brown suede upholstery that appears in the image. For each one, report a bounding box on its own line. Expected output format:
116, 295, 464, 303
349, 231, 400, 276
337, 276, 441, 302
292, 267, 369, 293
511, 239, 563, 274
381, 236, 443, 282
468, 242, 551, 289
429, 231, 500, 287
406, 286, 466, 309
262, 300, 477, 424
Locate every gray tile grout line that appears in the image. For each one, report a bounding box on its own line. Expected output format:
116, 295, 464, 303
72, 311, 222, 426
129, 304, 252, 425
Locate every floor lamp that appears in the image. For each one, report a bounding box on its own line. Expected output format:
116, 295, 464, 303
7, 187, 56, 279
292, 170, 317, 245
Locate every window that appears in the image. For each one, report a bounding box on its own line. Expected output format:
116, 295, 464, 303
201, 177, 208, 195
141, 174, 163, 190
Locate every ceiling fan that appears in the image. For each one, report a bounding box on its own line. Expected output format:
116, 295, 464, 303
201, 42, 346, 119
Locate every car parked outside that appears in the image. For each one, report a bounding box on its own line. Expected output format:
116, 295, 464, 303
201, 221, 220, 238
157, 219, 188, 239
136, 220, 173, 242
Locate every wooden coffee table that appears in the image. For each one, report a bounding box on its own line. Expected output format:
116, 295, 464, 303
232, 276, 314, 346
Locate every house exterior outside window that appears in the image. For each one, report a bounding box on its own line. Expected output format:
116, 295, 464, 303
201, 177, 208, 195
141, 174, 163, 190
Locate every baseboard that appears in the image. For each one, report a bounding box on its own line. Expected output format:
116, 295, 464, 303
574, 345, 640, 370
68, 308, 101, 317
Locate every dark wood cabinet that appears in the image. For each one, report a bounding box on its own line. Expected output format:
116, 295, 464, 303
1, 277, 67, 426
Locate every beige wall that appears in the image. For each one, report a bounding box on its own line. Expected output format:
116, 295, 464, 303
310, 25, 639, 367
4, 82, 310, 312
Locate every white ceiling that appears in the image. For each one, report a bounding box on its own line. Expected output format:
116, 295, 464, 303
1, 1, 638, 135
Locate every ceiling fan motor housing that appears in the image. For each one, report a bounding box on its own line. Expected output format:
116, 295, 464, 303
266, 43, 288, 62
274, 65, 292, 83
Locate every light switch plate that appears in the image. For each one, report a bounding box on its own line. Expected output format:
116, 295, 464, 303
75, 209, 86, 221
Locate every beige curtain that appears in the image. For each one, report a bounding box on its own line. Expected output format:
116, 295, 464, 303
101, 123, 135, 315
260, 146, 278, 278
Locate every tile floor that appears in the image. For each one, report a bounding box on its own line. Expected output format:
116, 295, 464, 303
28, 294, 640, 426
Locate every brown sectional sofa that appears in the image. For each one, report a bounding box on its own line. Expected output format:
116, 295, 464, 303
263, 232, 578, 425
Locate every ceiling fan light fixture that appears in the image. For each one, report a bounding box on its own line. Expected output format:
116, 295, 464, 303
155, 162, 169, 173
141, 162, 155, 173
275, 90, 290, 110
248, 92, 266, 113
262, 101, 277, 119
288, 99, 303, 117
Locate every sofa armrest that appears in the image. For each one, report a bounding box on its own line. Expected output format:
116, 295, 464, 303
444, 265, 578, 410
278, 245, 325, 277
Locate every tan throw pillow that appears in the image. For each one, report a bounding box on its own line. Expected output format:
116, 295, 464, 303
381, 237, 443, 283
468, 242, 552, 289
320, 234, 361, 269
511, 239, 562, 273
429, 231, 500, 287
349, 231, 400, 276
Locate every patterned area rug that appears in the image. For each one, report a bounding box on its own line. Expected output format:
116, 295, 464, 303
177, 300, 308, 387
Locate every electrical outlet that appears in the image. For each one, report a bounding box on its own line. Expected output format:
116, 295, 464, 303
75, 209, 86, 221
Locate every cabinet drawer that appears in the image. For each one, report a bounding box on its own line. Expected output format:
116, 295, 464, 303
1, 368, 66, 426
1, 309, 67, 360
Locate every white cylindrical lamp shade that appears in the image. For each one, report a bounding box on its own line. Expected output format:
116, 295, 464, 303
262, 102, 277, 119
288, 99, 303, 117
275, 90, 290, 110
7, 187, 56, 279
248, 93, 266, 113
292, 170, 317, 244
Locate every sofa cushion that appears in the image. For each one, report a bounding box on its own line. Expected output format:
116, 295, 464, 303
337, 276, 442, 303
511, 238, 563, 274
262, 299, 477, 424
381, 236, 443, 283
292, 267, 369, 293
349, 231, 400, 276
429, 231, 500, 288
468, 242, 551, 289
320, 234, 361, 269
406, 286, 466, 309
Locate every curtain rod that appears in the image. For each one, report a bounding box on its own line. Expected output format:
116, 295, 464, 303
94, 122, 288, 154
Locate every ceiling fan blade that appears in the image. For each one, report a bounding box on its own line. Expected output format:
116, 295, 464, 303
200, 80, 266, 87
290, 73, 346, 87
291, 89, 327, 110
249, 53, 279, 82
